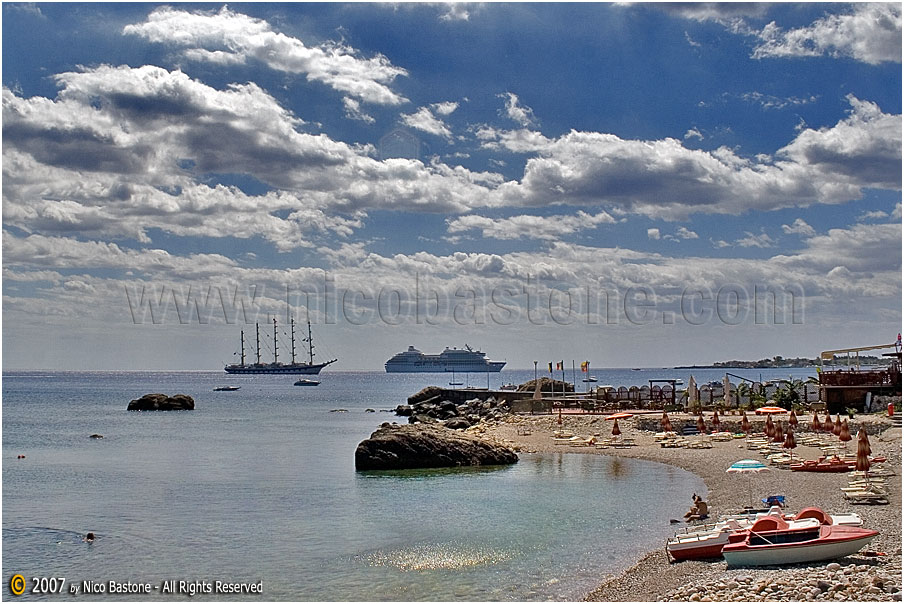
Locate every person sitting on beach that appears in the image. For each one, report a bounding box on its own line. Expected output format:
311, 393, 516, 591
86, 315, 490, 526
684, 494, 709, 522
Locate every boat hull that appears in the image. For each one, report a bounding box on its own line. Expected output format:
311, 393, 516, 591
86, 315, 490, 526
385, 362, 505, 373
225, 360, 336, 374
723, 526, 877, 567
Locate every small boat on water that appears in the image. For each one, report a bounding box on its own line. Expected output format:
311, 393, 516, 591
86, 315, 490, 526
294, 379, 320, 386
667, 507, 862, 562
582, 376, 598, 383
213, 386, 240, 391
499, 382, 518, 391
722, 515, 878, 567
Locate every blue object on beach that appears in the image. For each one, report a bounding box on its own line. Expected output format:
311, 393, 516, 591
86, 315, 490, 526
762, 495, 786, 507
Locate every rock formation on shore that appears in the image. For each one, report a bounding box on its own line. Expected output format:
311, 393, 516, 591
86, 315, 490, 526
355, 422, 518, 470
396, 395, 511, 427
127, 393, 195, 411
516, 377, 573, 393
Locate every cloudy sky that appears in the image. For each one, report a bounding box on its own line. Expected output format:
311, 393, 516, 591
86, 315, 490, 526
2, 2, 901, 371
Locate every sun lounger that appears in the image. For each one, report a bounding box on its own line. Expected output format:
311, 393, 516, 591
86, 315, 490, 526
844, 491, 889, 504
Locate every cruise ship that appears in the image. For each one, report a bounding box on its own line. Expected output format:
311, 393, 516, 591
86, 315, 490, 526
384, 345, 505, 373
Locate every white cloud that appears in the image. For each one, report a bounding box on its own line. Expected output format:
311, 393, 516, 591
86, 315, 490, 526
439, 3, 471, 22
857, 210, 889, 222
739, 91, 818, 111
431, 101, 459, 116
446, 210, 616, 241
492, 95, 900, 218
753, 3, 902, 65
892, 203, 902, 219
676, 227, 699, 240
343, 97, 375, 124
781, 218, 816, 237
736, 231, 775, 248
124, 6, 409, 105
400, 106, 454, 139
499, 92, 536, 127
684, 127, 703, 141
647, 228, 661, 240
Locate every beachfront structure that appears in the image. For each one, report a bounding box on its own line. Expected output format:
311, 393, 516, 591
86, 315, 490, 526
818, 342, 902, 413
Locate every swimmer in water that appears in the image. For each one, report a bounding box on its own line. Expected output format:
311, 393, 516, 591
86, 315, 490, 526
84, 532, 95, 542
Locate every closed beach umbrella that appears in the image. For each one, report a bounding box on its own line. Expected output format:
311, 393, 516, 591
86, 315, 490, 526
788, 409, 798, 429
727, 459, 771, 508
611, 419, 622, 437
773, 421, 784, 443
783, 427, 797, 462
712, 410, 721, 432
856, 430, 871, 485
764, 414, 774, 438
839, 419, 852, 453
660, 411, 673, 433
696, 414, 706, 435
723, 375, 732, 407
741, 412, 751, 435
811, 411, 821, 433
833, 415, 842, 436
823, 413, 833, 432
687, 375, 698, 411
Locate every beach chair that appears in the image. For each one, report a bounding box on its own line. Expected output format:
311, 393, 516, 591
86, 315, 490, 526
844, 490, 889, 504
761, 495, 785, 508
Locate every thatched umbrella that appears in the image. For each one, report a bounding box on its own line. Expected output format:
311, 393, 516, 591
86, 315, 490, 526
765, 414, 775, 438
788, 409, 799, 430
856, 429, 872, 486
782, 427, 797, 462
611, 418, 622, 437
838, 419, 852, 452
660, 411, 673, 433
822, 413, 833, 432
696, 414, 706, 435
711, 410, 721, 433
810, 411, 821, 433
772, 421, 784, 444
833, 415, 843, 436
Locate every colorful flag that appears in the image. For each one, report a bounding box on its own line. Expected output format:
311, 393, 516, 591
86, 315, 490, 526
581, 361, 588, 372
556, 361, 563, 371
548, 362, 553, 373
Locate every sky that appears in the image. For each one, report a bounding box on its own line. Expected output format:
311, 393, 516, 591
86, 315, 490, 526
2, 2, 901, 371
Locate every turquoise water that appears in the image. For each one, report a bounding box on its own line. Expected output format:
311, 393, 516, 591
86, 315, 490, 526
2, 369, 772, 600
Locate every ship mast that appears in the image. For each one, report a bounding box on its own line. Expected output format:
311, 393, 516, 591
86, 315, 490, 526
290, 318, 297, 364
273, 318, 279, 364
307, 320, 315, 365
255, 323, 261, 364
240, 330, 245, 365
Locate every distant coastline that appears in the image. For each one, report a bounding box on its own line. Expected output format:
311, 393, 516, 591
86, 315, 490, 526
675, 355, 893, 370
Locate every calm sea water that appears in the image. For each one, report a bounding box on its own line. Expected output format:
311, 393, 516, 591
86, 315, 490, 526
3, 368, 810, 601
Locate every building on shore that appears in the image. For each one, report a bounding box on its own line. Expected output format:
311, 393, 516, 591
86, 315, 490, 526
818, 341, 902, 413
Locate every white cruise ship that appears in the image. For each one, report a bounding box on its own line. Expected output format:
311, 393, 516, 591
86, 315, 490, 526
384, 345, 506, 373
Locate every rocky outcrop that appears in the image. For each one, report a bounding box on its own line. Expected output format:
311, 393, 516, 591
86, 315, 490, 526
402, 395, 512, 426
127, 393, 194, 411
517, 377, 573, 393
355, 423, 518, 470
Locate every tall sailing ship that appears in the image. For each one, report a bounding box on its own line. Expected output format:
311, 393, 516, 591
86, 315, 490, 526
224, 318, 337, 374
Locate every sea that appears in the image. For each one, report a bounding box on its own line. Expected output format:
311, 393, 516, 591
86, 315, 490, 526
2, 367, 815, 601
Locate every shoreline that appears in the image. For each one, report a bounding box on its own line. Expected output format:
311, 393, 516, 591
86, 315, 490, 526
479, 413, 901, 602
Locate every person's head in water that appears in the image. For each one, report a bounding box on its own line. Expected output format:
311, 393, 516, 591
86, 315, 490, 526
85, 532, 95, 542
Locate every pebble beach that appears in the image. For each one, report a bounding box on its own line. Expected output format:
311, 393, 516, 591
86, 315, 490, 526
480, 413, 902, 602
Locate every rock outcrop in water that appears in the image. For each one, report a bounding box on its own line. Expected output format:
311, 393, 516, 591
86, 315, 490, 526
127, 393, 195, 411
516, 377, 573, 393
397, 395, 512, 426
355, 423, 518, 471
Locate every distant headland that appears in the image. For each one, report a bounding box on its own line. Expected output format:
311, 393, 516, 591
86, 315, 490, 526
674, 355, 893, 370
